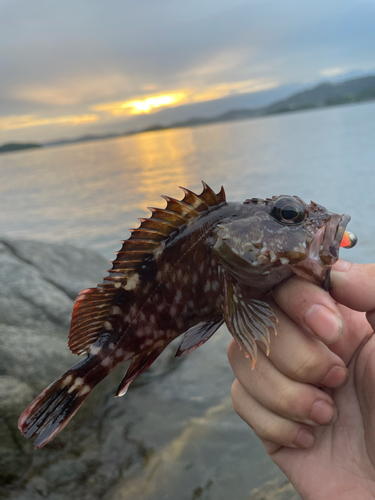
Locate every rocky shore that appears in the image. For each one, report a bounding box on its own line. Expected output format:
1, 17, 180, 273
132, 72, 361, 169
0, 237, 300, 499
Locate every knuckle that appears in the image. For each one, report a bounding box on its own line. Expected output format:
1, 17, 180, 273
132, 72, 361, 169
292, 351, 320, 381
272, 387, 306, 420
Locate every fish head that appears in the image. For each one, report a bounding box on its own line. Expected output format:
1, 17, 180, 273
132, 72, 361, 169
213, 195, 356, 291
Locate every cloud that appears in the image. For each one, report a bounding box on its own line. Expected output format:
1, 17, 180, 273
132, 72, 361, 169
1, 0, 375, 142
0, 113, 98, 131
319, 67, 347, 78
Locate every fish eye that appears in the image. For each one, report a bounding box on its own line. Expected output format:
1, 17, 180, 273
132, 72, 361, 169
271, 197, 306, 224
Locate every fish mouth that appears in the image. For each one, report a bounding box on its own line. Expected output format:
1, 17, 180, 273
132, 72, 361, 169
293, 214, 353, 290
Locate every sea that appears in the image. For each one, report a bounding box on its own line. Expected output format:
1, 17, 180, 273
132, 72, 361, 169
1, 101, 375, 500
1, 101, 374, 263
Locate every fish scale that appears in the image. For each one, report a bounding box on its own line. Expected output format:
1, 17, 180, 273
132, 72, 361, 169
18, 182, 356, 448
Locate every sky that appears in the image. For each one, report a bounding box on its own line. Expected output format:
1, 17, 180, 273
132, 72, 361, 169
1, 0, 375, 144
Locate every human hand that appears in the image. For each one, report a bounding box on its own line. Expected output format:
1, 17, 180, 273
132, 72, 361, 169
227, 261, 375, 500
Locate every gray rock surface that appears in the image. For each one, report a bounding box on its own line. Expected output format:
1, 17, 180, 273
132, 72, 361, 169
0, 237, 299, 499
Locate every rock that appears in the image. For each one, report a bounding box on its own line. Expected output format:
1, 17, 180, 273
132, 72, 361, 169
0, 237, 108, 494
1, 238, 108, 300
0, 237, 298, 500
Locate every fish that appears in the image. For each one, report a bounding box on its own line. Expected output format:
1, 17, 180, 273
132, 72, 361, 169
18, 182, 357, 448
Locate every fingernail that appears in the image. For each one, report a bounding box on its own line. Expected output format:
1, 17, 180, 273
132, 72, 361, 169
308, 400, 337, 426
321, 366, 350, 388
333, 259, 351, 272
304, 305, 343, 344
293, 428, 315, 448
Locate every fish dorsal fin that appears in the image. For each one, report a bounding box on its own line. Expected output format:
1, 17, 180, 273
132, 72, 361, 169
219, 268, 278, 367
175, 318, 224, 357
68, 182, 226, 355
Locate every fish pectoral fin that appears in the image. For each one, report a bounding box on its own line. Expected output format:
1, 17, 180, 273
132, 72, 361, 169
175, 317, 224, 358
221, 272, 277, 367
116, 346, 166, 397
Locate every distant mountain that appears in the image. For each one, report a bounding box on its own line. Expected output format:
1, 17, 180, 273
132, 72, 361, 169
0, 142, 42, 154
264, 75, 375, 114
46, 74, 375, 148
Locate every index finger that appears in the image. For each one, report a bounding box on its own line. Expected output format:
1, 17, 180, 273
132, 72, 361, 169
272, 275, 344, 345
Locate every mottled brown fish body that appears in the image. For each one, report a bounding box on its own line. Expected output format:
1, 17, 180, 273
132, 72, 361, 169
18, 183, 355, 448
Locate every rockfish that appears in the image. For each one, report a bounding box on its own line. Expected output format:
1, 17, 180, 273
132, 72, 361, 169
18, 182, 357, 448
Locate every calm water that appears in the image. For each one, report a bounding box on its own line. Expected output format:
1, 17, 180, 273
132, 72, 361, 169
1, 102, 375, 499
1, 101, 374, 263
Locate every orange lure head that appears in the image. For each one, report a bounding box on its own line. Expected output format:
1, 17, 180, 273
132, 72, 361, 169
340, 230, 358, 249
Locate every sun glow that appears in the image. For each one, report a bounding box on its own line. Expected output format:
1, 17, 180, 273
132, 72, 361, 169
94, 93, 187, 115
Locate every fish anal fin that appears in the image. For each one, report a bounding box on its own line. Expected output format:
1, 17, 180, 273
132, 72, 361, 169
175, 317, 224, 357
220, 269, 277, 365
116, 346, 166, 397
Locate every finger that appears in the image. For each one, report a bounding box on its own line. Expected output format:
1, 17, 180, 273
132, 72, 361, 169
261, 298, 348, 388
331, 262, 375, 327
329, 261, 375, 363
272, 276, 343, 345
231, 379, 315, 450
228, 341, 338, 427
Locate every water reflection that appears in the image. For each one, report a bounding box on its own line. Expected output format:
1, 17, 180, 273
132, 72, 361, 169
128, 129, 193, 209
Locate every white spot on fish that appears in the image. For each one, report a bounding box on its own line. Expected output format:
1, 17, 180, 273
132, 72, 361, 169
80, 385, 91, 395
175, 290, 182, 303
170, 305, 177, 317
89, 345, 101, 356
154, 242, 165, 259
104, 321, 113, 331
68, 377, 84, 393
124, 273, 140, 291
116, 348, 124, 357
109, 343, 115, 349
280, 257, 289, 265
115, 282, 121, 289
112, 306, 122, 315
102, 357, 112, 367
63, 375, 73, 386
212, 280, 220, 291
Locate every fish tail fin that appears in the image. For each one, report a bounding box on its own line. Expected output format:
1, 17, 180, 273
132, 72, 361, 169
18, 369, 93, 449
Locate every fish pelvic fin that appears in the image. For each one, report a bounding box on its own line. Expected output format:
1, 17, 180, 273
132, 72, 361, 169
220, 268, 277, 366
175, 317, 224, 357
68, 182, 226, 356
18, 368, 93, 449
